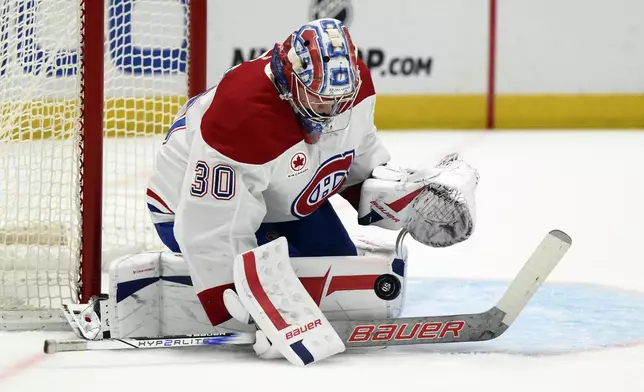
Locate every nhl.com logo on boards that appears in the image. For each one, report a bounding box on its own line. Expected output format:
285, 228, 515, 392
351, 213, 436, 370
230, 0, 432, 78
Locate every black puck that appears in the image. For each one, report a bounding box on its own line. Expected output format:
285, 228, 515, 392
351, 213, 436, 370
373, 274, 402, 301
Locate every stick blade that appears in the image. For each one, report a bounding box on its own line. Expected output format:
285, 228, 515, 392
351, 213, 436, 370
495, 229, 572, 326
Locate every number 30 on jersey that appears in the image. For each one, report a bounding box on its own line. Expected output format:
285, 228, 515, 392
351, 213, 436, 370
190, 161, 236, 200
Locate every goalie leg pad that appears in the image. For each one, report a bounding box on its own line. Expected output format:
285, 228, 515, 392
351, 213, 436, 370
106, 252, 253, 338
232, 237, 345, 366
104, 235, 407, 339
307, 235, 407, 320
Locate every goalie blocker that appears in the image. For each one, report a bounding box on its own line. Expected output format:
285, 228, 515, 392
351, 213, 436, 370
81, 235, 408, 342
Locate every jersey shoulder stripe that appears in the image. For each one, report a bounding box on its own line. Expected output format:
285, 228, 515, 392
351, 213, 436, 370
199, 58, 304, 165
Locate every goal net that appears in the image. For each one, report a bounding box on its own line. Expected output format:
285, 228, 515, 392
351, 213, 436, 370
0, 0, 205, 328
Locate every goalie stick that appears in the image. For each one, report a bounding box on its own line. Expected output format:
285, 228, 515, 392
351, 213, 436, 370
44, 332, 255, 354
44, 229, 571, 353
336, 229, 572, 347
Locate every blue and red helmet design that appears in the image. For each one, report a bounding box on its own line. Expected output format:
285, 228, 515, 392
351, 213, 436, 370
271, 18, 361, 134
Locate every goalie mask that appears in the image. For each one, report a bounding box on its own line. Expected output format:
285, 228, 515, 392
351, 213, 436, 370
271, 18, 361, 140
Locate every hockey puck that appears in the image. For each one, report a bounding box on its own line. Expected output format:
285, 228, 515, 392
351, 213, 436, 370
373, 274, 402, 301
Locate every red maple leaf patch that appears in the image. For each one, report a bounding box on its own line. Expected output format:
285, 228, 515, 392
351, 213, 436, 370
290, 152, 307, 171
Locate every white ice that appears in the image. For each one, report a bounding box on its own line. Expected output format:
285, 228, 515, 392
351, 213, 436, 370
2, 130, 644, 391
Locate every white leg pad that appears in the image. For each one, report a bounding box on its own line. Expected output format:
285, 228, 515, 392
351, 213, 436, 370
232, 237, 345, 366
107, 252, 252, 338
105, 235, 408, 338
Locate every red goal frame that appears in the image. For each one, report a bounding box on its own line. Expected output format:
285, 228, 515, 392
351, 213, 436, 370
79, 0, 207, 303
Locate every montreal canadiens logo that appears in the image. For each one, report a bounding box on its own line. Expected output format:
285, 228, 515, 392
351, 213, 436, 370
291, 150, 355, 218
290, 152, 307, 172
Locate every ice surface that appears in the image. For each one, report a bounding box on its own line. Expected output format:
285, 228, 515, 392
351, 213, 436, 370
2, 130, 643, 391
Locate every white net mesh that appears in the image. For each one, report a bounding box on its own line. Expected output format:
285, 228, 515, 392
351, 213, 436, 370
0, 0, 190, 313
0, 0, 83, 310
102, 0, 187, 264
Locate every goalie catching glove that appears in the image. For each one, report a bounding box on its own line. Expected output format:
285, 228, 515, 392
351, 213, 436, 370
223, 237, 345, 366
358, 153, 479, 247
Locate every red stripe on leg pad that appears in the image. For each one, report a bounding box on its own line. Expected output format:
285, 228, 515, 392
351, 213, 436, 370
327, 275, 379, 296
242, 251, 291, 331
197, 284, 234, 326
299, 267, 331, 305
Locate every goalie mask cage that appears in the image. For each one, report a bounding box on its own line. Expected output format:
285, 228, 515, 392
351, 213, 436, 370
0, 0, 207, 330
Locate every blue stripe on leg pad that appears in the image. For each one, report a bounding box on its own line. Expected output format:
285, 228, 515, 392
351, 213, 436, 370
289, 340, 314, 365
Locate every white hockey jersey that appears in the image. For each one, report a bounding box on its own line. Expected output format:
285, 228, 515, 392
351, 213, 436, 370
146, 54, 390, 325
